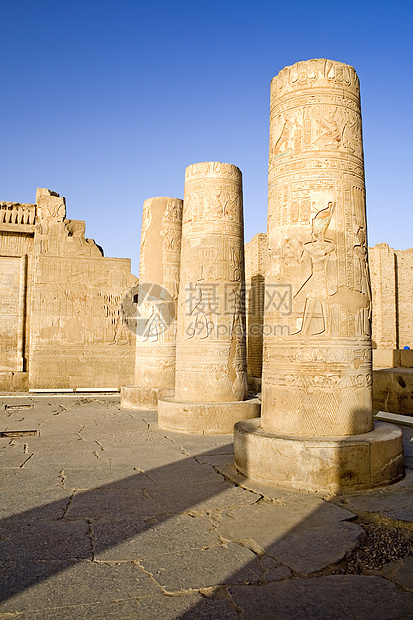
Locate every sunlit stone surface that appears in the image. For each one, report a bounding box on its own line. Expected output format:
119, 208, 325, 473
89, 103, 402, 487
122, 197, 183, 409
158, 162, 260, 432
234, 60, 404, 492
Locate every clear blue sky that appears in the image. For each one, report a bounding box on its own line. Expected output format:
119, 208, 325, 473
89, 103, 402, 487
1, 0, 412, 276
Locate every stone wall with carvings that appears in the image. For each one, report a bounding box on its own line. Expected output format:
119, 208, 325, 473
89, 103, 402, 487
245, 235, 413, 376
245, 233, 268, 378
369, 243, 413, 350
0, 189, 137, 391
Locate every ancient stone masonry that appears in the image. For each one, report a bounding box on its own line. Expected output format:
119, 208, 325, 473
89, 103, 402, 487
121, 197, 183, 409
245, 233, 268, 381
246, 238, 413, 369
265, 58, 372, 437
234, 60, 404, 493
158, 162, 260, 433
369, 243, 413, 351
0, 188, 137, 391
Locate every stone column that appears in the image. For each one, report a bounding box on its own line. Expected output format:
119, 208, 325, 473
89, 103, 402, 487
121, 197, 183, 409
234, 60, 404, 493
158, 162, 260, 433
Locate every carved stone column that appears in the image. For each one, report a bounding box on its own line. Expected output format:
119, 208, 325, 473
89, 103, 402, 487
234, 60, 404, 492
158, 162, 260, 433
121, 197, 183, 409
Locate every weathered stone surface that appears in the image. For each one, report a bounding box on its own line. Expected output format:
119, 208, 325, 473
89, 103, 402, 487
335, 486, 413, 523
0, 560, 160, 614
158, 396, 260, 433
212, 502, 363, 573
245, 232, 268, 378
140, 543, 261, 590
0, 189, 137, 391
234, 418, 404, 493
213, 500, 356, 546
245, 238, 413, 393
229, 575, 413, 619
176, 162, 247, 403
0, 488, 72, 520
265, 522, 365, 574
1, 396, 412, 619
122, 197, 183, 409
264, 59, 372, 437
235, 59, 404, 493
0, 520, 91, 562
373, 367, 413, 414
136, 594, 239, 620
369, 244, 413, 350
93, 513, 218, 561
158, 162, 260, 433
391, 555, 413, 590
66, 487, 163, 521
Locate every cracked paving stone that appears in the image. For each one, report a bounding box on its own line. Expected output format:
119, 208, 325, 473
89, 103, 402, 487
213, 500, 356, 547
136, 592, 239, 620
0, 450, 38, 468
66, 486, 164, 521
336, 488, 413, 523
264, 521, 365, 574
229, 575, 413, 619
14, 591, 239, 620
114, 448, 191, 472
213, 503, 364, 574
61, 466, 155, 490
93, 513, 219, 561
390, 555, 413, 590
0, 467, 63, 491
0, 519, 91, 562
22, 450, 116, 468
161, 433, 234, 454
0, 488, 73, 521
259, 555, 292, 582
0, 559, 160, 614
150, 477, 259, 514
140, 543, 262, 590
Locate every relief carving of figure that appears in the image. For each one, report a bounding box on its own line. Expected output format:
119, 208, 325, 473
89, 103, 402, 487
353, 226, 372, 336
310, 107, 344, 150
293, 202, 337, 335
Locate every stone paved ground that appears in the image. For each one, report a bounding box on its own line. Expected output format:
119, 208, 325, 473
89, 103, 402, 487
0, 395, 412, 619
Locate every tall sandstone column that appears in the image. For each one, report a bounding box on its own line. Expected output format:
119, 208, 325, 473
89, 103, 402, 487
158, 162, 260, 433
234, 60, 404, 492
121, 197, 183, 409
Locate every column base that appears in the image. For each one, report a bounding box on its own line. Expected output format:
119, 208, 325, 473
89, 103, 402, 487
120, 386, 174, 410
234, 419, 404, 494
158, 396, 261, 434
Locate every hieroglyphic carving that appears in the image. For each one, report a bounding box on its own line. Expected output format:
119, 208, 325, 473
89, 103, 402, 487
0, 257, 24, 371
0, 188, 138, 390
133, 197, 183, 402
263, 59, 373, 437
174, 162, 247, 402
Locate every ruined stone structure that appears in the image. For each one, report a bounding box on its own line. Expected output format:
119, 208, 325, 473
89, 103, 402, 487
369, 243, 413, 351
0, 189, 137, 391
158, 162, 260, 433
235, 60, 404, 493
121, 197, 183, 409
245, 233, 267, 382
245, 237, 413, 373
